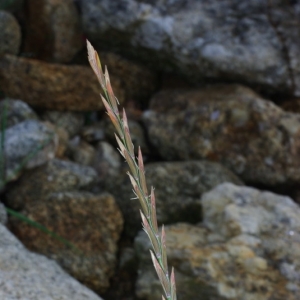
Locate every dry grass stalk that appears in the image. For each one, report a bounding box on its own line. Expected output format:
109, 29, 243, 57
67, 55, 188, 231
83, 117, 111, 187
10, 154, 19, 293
87, 40, 177, 300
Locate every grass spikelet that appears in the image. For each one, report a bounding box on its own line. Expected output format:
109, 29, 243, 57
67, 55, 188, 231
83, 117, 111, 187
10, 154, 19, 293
87, 40, 177, 300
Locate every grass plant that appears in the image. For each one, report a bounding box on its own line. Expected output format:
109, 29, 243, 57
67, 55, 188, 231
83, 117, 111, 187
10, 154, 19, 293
87, 41, 177, 300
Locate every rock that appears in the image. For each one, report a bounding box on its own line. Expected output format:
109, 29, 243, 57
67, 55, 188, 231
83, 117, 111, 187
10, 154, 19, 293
0, 202, 7, 224
8, 191, 123, 293
69, 139, 96, 166
93, 141, 122, 179
42, 110, 85, 138
135, 183, 300, 300
102, 160, 242, 237
0, 119, 57, 189
0, 223, 103, 300
23, 0, 83, 63
52, 125, 69, 158
80, 123, 105, 143
79, 0, 300, 96
0, 10, 21, 56
69, 139, 121, 179
0, 54, 125, 111
101, 118, 150, 155
0, 98, 38, 128
5, 158, 98, 209
98, 51, 158, 104
143, 85, 300, 186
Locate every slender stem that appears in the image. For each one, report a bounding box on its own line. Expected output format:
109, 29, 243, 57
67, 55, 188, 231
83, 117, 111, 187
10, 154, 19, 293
87, 40, 177, 300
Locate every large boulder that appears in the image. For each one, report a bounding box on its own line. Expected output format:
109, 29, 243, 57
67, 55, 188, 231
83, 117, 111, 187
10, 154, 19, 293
143, 84, 300, 186
0, 223, 103, 300
78, 0, 300, 96
135, 183, 300, 300
102, 160, 242, 237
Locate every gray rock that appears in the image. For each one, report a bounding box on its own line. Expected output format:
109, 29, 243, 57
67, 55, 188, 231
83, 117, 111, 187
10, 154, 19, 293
0, 10, 21, 56
0, 119, 57, 189
135, 183, 300, 300
78, 0, 300, 95
42, 110, 85, 138
102, 160, 242, 237
0, 223, 103, 300
8, 191, 123, 293
0, 202, 7, 224
0, 98, 38, 128
5, 158, 98, 210
143, 85, 300, 186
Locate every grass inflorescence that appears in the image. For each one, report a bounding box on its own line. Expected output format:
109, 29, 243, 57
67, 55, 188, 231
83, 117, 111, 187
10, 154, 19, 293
87, 40, 177, 300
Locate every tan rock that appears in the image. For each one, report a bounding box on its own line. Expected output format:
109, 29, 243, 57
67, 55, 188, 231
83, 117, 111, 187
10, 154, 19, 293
0, 54, 125, 111
144, 84, 300, 185
8, 191, 123, 293
23, 0, 83, 63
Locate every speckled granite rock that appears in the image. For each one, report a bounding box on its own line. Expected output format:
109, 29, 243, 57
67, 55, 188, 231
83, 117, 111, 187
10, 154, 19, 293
135, 183, 300, 300
0, 98, 38, 128
0, 119, 57, 189
0, 223, 103, 300
5, 158, 98, 210
102, 160, 242, 237
8, 191, 123, 293
79, 0, 300, 95
143, 85, 300, 186
23, 0, 83, 63
0, 10, 21, 56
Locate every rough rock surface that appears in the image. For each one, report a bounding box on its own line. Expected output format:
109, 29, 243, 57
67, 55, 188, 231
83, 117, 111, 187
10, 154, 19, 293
24, 0, 83, 63
0, 98, 38, 128
102, 160, 242, 237
143, 84, 300, 186
78, 0, 300, 96
0, 223, 103, 300
42, 110, 85, 138
98, 51, 158, 104
0, 54, 123, 111
8, 191, 123, 293
5, 158, 98, 210
0, 10, 21, 56
135, 183, 300, 300
0, 53, 157, 110
0, 119, 57, 187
